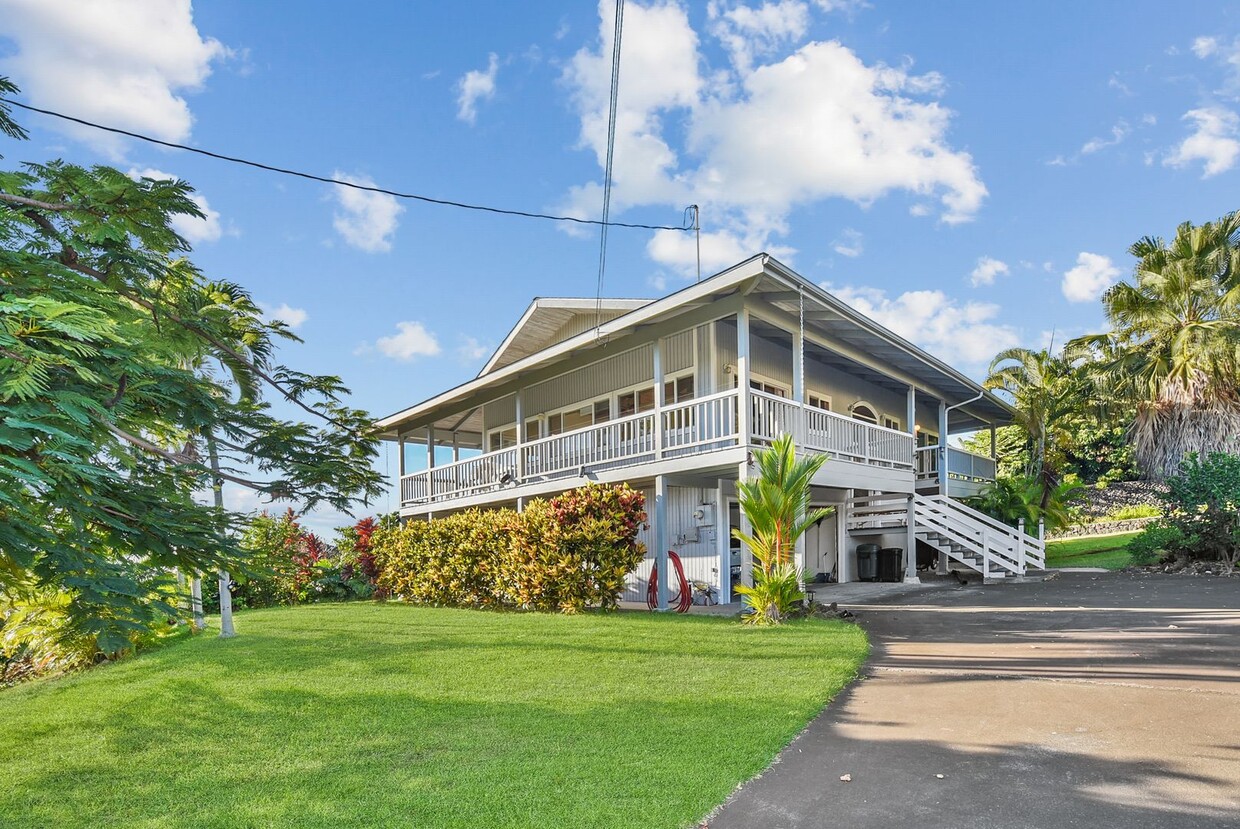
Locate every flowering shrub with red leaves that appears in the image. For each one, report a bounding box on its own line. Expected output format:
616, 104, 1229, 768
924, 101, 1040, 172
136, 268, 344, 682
373, 483, 647, 613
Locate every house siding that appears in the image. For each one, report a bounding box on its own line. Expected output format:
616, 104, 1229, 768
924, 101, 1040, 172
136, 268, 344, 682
623, 485, 722, 603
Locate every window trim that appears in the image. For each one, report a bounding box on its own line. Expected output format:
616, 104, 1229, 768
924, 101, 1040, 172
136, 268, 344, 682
850, 400, 879, 425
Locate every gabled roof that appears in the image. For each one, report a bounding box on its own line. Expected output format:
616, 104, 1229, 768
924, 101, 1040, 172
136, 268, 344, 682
479, 298, 651, 376
377, 254, 1015, 437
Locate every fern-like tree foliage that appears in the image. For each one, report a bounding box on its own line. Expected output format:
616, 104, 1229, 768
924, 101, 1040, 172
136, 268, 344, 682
1069, 212, 1240, 480
0, 79, 382, 652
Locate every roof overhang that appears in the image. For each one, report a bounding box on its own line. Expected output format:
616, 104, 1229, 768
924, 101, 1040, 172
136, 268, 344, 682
376, 253, 1014, 439
479, 297, 652, 376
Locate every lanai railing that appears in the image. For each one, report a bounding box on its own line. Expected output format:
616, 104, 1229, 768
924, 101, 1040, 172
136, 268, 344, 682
400, 388, 915, 506
915, 445, 998, 484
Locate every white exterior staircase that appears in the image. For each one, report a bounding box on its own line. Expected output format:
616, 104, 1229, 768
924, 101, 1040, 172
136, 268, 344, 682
847, 493, 1046, 581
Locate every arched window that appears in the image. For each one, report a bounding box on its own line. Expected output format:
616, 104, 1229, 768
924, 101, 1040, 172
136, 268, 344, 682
850, 402, 878, 425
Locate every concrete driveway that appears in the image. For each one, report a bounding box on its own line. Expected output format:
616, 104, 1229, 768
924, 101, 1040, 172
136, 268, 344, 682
707, 573, 1240, 829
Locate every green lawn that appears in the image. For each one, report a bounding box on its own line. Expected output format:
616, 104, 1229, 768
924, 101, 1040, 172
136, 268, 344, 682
0, 604, 867, 829
1046, 531, 1143, 570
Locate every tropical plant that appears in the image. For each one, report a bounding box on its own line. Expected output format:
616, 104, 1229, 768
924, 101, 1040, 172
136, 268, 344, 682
1139, 452, 1240, 571
732, 434, 832, 625
1070, 213, 1240, 479
985, 347, 1089, 507
0, 77, 383, 653
969, 475, 1082, 534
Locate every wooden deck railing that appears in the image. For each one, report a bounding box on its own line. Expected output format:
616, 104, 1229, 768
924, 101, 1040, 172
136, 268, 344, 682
915, 445, 997, 483
399, 388, 917, 506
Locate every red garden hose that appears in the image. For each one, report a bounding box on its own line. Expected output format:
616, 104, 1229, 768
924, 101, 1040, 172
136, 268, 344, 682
647, 551, 693, 612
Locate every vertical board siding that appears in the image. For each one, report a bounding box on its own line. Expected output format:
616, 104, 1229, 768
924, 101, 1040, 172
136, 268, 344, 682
549, 310, 627, 345
752, 332, 793, 386
622, 485, 722, 603
664, 329, 694, 374
714, 317, 738, 393
524, 345, 654, 414
483, 394, 516, 430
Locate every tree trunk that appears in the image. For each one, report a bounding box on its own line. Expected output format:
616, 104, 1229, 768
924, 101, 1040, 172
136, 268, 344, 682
206, 431, 236, 638
191, 575, 205, 630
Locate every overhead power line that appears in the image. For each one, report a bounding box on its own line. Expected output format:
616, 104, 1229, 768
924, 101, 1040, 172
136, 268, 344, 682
0, 96, 692, 233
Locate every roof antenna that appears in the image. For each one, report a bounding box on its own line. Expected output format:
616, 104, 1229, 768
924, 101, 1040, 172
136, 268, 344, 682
594, 0, 626, 336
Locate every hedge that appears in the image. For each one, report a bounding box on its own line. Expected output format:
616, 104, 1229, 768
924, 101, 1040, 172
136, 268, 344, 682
372, 483, 648, 613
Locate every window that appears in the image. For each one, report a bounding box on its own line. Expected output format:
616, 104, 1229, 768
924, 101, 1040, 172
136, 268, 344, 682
547, 412, 564, 436
918, 430, 939, 448
524, 419, 542, 442
665, 374, 695, 403
808, 393, 831, 412
749, 379, 786, 397
562, 406, 593, 432
593, 398, 611, 423
851, 403, 878, 425
488, 426, 517, 452
882, 415, 901, 431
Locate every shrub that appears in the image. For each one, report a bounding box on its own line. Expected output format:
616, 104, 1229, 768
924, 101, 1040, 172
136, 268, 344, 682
1103, 504, 1162, 521
372, 484, 647, 613
1127, 523, 1186, 565
1152, 452, 1240, 570
734, 563, 805, 626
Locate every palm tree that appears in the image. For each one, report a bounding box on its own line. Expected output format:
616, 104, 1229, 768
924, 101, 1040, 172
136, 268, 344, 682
1071, 213, 1240, 479
733, 434, 833, 624
984, 347, 1085, 507
161, 269, 294, 637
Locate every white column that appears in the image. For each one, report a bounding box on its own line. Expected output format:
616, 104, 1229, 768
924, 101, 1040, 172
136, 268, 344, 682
838, 492, 852, 583
904, 495, 919, 583
792, 325, 805, 445
397, 432, 406, 505
515, 392, 525, 480
937, 400, 949, 496
737, 460, 753, 588
653, 337, 665, 459
716, 478, 730, 603
737, 308, 751, 446
654, 475, 669, 610
907, 386, 917, 435
452, 431, 460, 463
989, 423, 997, 459
426, 425, 435, 501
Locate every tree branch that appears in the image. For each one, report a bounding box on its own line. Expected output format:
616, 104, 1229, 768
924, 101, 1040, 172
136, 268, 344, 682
103, 422, 281, 494
0, 191, 78, 212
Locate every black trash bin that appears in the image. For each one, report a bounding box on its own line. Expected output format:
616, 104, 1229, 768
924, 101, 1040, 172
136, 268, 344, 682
878, 547, 903, 582
856, 543, 879, 582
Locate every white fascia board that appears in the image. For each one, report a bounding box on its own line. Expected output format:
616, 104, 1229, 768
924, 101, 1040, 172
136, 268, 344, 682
377, 254, 769, 433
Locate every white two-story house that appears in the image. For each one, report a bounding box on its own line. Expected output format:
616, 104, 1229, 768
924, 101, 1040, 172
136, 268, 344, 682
376, 254, 1044, 608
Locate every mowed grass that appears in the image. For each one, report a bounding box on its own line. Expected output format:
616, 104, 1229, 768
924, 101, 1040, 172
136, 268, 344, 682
0, 603, 867, 829
1046, 531, 1143, 570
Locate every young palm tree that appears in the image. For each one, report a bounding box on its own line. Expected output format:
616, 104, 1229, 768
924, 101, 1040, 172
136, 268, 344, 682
985, 347, 1086, 507
1071, 213, 1240, 479
733, 434, 833, 624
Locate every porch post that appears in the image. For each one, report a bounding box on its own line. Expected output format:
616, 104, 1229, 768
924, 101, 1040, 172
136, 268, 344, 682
737, 460, 753, 588
904, 494, 919, 583
396, 432, 407, 505
792, 324, 805, 445
937, 400, 949, 495
838, 491, 852, 583
654, 474, 669, 610
716, 478, 730, 603
452, 431, 460, 463
737, 308, 751, 447
653, 337, 665, 459
515, 391, 525, 481
907, 386, 917, 435
989, 423, 997, 459
426, 425, 435, 501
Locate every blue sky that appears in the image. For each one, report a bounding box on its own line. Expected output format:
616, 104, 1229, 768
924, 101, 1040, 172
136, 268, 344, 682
3, 0, 1240, 529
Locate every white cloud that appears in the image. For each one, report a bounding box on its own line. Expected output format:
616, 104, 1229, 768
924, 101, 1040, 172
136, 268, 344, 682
1193, 36, 1219, 58
646, 225, 795, 277
456, 53, 499, 124
1062, 252, 1121, 303
825, 283, 1019, 366
0, 0, 227, 158
262, 302, 308, 330
365, 321, 442, 362
1164, 107, 1240, 177
1107, 73, 1132, 96
831, 227, 863, 257
1080, 120, 1130, 155
457, 336, 491, 362
128, 167, 223, 244
969, 256, 1009, 286
562, 1, 986, 272
330, 172, 404, 252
